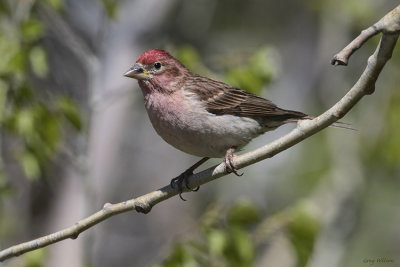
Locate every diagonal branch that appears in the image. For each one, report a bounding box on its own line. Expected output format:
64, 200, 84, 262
1, 8, 399, 263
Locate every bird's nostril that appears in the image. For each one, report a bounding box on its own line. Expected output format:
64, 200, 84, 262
134, 67, 144, 73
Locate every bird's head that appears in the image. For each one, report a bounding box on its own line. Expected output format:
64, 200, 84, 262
124, 49, 186, 82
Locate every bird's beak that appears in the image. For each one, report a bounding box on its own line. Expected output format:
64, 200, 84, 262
124, 63, 151, 80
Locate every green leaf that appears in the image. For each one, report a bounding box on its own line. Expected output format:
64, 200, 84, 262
15, 109, 35, 136
24, 247, 47, 267
0, 79, 6, 120
249, 46, 278, 83
44, 0, 64, 11
176, 46, 201, 70
29, 46, 48, 78
19, 151, 41, 180
227, 227, 254, 266
226, 67, 262, 94
101, 0, 118, 19
11, 85, 34, 106
227, 199, 260, 227
0, 33, 23, 75
57, 97, 82, 131
9, 47, 28, 76
288, 201, 321, 267
21, 19, 44, 42
207, 229, 227, 255
163, 244, 198, 267
224, 46, 279, 95
35, 106, 61, 151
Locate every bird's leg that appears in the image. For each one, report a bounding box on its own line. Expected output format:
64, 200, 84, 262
170, 157, 210, 201
224, 147, 243, 176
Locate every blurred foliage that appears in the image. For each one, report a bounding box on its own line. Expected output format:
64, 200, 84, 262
306, 0, 375, 25
364, 86, 400, 169
287, 201, 321, 267
159, 200, 260, 267
158, 199, 321, 267
224, 47, 279, 95
174, 46, 215, 79
100, 0, 119, 19
0, 0, 82, 181
287, 132, 332, 197
23, 248, 47, 267
174, 45, 279, 95
44, 0, 65, 11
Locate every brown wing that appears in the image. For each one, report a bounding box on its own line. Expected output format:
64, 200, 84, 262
184, 75, 308, 122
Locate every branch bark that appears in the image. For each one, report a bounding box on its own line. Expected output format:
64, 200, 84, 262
1, 5, 399, 263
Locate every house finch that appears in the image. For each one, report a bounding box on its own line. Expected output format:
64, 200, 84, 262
124, 49, 311, 200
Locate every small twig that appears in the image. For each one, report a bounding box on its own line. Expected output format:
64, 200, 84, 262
330, 26, 380, 66
331, 4, 400, 66
1, 6, 399, 263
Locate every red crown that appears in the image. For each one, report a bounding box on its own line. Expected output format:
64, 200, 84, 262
136, 49, 171, 65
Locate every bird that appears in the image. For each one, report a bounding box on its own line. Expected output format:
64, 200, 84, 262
124, 49, 314, 200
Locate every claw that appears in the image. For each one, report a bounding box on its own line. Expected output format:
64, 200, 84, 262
224, 147, 243, 176
170, 169, 198, 201
170, 174, 187, 201
170, 157, 210, 201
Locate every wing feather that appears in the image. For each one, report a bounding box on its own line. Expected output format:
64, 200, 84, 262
185, 75, 308, 122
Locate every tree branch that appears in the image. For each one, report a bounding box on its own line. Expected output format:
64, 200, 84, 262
331, 4, 400, 66
1, 6, 399, 262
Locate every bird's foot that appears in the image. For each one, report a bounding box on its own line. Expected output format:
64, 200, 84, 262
224, 147, 243, 176
170, 157, 209, 201
170, 169, 200, 201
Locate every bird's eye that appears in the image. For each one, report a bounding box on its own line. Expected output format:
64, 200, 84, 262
154, 62, 162, 69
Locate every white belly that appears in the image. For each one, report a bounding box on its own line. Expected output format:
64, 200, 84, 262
144, 92, 263, 158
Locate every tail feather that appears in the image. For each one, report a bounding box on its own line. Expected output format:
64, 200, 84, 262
284, 112, 356, 131
264, 108, 356, 131
330, 121, 357, 131
302, 116, 357, 131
